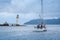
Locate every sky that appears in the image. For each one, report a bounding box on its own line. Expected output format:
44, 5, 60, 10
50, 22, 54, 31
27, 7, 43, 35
0, 0, 60, 24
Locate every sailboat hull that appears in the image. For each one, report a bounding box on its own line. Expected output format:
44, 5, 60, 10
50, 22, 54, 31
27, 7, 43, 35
34, 27, 47, 32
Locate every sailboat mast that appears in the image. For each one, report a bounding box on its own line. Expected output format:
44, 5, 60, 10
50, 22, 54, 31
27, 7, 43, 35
41, 0, 44, 24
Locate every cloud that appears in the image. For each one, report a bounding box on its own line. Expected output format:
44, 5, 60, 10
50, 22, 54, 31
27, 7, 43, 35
0, 12, 38, 19
0, 12, 39, 24
44, 17, 59, 19
0, 0, 11, 9
0, 0, 60, 24
0, 12, 14, 17
0, 0, 41, 13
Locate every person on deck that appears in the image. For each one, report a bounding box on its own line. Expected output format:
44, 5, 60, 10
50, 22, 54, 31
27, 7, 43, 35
37, 24, 40, 28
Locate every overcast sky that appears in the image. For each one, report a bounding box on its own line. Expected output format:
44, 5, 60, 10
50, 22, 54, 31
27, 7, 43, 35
0, 0, 60, 24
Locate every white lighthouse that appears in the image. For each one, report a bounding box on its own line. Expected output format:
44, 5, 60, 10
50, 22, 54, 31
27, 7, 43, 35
16, 14, 19, 25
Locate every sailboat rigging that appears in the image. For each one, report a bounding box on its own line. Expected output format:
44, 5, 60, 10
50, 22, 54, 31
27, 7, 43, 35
35, 0, 47, 31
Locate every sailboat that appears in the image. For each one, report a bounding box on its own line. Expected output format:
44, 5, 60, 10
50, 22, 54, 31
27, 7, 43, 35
34, 24, 47, 32
34, 0, 47, 32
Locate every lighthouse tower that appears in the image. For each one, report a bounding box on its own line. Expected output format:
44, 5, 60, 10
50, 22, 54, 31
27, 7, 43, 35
16, 14, 19, 25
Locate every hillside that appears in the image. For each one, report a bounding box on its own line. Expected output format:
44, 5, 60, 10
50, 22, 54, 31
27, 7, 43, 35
24, 18, 60, 25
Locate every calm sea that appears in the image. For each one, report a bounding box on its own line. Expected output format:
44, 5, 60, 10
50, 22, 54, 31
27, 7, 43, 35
0, 25, 60, 40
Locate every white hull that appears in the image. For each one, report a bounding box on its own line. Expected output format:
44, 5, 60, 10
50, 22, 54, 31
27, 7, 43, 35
34, 28, 47, 32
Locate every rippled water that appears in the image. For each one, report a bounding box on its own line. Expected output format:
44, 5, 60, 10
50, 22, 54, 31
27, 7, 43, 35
0, 25, 60, 40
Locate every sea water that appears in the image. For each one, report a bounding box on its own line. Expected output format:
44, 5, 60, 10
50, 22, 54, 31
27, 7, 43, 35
0, 25, 60, 40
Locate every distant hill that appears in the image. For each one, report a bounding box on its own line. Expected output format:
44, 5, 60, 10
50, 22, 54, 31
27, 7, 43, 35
24, 18, 60, 25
